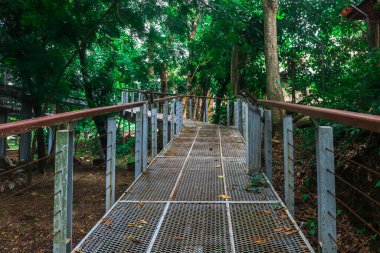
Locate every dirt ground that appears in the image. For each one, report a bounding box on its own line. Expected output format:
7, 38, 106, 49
0, 165, 134, 253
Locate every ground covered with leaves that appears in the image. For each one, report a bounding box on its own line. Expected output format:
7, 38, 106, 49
0, 165, 133, 253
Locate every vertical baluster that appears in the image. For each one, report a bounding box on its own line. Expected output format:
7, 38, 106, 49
134, 110, 143, 178
189, 97, 193, 120
151, 108, 158, 158
246, 105, 261, 175
317, 126, 337, 253
170, 101, 175, 140
106, 117, 116, 212
264, 110, 273, 183
204, 98, 209, 123
226, 102, 230, 127
163, 101, 168, 146
283, 115, 294, 216
142, 103, 148, 172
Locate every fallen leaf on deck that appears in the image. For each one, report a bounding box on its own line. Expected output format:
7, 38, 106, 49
284, 230, 298, 236
175, 236, 184, 240
274, 227, 286, 232
217, 175, 224, 179
74, 249, 84, 253
138, 201, 143, 208
252, 236, 269, 245
128, 222, 135, 227
263, 210, 271, 214
218, 194, 231, 199
215, 164, 221, 168
137, 219, 148, 224
102, 218, 112, 226
137, 225, 144, 228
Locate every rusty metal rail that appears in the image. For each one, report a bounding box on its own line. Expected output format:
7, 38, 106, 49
0, 96, 182, 137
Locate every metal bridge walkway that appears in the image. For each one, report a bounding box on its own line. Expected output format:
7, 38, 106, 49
74, 123, 314, 253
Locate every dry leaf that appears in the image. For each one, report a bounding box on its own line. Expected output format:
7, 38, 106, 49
138, 201, 143, 208
128, 222, 135, 227
263, 210, 271, 214
175, 236, 184, 240
217, 175, 224, 179
137, 219, 148, 224
274, 227, 286, 233
284, 230, 298, 236
74, 249, 84, 253
215, 164, 221, 168
218, 194, 231, 199
137, 225, 144, 228
102, 218, 112, 226
252, 236, 269, 245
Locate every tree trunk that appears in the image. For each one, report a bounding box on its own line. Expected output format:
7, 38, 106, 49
230, 44, 241, 95
263, 0, 285, 125
33, 103, 46, 174
79, 44, 107, 161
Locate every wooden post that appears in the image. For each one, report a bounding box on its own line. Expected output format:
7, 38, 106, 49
106, 117, 116, 212
246, 105, 261, 175
142, 103, 148, 172
134, 110, 143, 178
317, 126, 337, 253
163, 101, 168, 147
264, 110, 273, 183
54, 130, 71, 253
283, 115, 294, 216
204, 98, 209, 123
234, 101, 239, 130
151, 108, 158, 158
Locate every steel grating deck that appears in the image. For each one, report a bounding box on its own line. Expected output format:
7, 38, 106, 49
74, 123, 314, 253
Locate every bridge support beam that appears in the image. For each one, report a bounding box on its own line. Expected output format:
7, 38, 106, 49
317, 126, 337, 253
134, 110, 143, 178
246, 105, 261, 175
163, 101, 168, 147
142, 103, 148, 172
283, 115, 294, 217
151, 108, 158, 159
106, 117, 116, 212
264, 110, 273, 183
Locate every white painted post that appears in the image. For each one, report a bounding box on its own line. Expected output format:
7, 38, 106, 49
142, 103, 148, 172
134, 110, 143, 178
163, 101, 168, 146
66, 123, 75, 253
283, 115, 295, 217
175, 100, 180, 134
53, 130, 70, 253
226, 102, 230, 127
317, 126, 337, 253
48, 127, 54, 155
246, 105, 261, 175
242, 102, 248, 141
106, 117, 116, 212
130, 92, 135, 117
170, 101, 175, 140
151, 108, 158, 158
234, 102, 239, 129
204, 98, 209, 123
179, 98, 183, 129
264, 110, 273, 183
189, 97, 193, 120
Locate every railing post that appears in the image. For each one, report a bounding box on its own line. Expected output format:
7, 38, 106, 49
204, 98, 209, 123
106, 117, 116, 212
134, 110, 143, 178
283, 115, 294, 217
151, 107, 158, 158
0, 111, 7, 159
234, 101, 239, 130
317, 126, 337, 253
65, 123, 75, 253
142, 103, 148, 172
130, 92, 135, 117
175, 99, 180, 134
54, 130, 72, 253
163, 101, 168, 146
226, 102, 230, 127
180, 98, 183, 129
170, 101, 175, 140
188, 97, 193, 120
264, 110, 273, 183
246, 105, 261, 175
242, 102, 248, 141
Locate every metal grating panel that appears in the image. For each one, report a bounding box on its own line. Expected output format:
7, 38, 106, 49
190, 141, 221, 157
224, 158, 277, 201
222, 142, 245, 158
78, 202, 165, 253
173, 158, 224, 201
221, 136, 244, 143
177, 132, 197, 137
122, 158, 185, 201
161, 141, 192, 156
151, 203, 231, 253
198, 130, 219, 137
201, 124, 219, 129
230, 203, 311, 253
194, 137, 220, 143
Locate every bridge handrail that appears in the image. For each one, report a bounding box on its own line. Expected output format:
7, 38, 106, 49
0, 95, 182, 137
